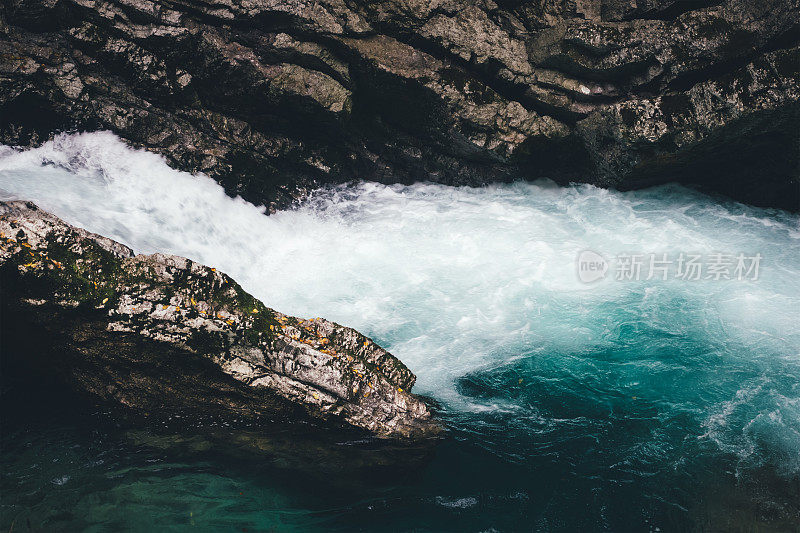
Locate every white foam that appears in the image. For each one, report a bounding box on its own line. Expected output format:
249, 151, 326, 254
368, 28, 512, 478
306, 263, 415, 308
1, 133, 799, 465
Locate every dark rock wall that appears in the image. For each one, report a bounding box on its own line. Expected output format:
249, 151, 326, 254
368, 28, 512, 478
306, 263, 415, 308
1, 0, 798, 209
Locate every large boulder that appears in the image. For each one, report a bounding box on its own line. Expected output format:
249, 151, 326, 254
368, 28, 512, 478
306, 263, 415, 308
1, 0, 798, 210
0, 200, 441, 439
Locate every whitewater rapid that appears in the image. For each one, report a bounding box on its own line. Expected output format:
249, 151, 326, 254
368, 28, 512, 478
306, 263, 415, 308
2, 132, 799, 476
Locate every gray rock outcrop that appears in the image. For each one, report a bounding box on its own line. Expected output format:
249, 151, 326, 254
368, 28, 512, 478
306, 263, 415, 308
0, 200, 441, 439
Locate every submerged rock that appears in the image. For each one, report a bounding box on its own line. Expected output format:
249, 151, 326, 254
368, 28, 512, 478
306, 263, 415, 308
0, 0, 797, 210
0, 200, 441, 439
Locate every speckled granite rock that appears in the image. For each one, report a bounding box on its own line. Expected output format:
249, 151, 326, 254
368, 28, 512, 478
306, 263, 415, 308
1, 0, 798, 209
0, 200, 440, 439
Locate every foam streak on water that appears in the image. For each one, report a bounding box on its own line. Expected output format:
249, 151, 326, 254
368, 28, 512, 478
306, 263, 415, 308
1, 132, 799, 529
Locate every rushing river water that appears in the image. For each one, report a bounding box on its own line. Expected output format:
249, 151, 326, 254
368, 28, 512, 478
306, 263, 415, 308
1, 132, 799, 531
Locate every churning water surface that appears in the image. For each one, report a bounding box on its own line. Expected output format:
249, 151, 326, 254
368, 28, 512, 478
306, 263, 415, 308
1, 132, 799, 531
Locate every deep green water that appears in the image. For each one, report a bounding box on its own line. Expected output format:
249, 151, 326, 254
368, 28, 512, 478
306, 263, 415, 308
1, 133, 799, 531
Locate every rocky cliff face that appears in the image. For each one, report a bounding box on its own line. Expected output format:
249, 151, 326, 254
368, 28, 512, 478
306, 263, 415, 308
1, 0, 798, 210
0, 200, 440, 439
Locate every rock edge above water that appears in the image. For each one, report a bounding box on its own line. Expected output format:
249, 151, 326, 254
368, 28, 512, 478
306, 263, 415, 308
0, 200, 441, 440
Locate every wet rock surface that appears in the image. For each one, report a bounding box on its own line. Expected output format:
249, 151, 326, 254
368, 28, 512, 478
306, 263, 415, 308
0, 200, 441, 439
1, 0, 797, 210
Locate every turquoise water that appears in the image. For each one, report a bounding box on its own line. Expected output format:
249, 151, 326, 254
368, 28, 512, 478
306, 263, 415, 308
1, 132, 799, 531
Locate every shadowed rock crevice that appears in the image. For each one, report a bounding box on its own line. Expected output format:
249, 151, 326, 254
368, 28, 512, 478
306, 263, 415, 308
1, 0, 798, 210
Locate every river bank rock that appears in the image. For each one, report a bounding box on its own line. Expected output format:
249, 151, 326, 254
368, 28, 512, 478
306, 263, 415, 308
1, 0, 797, 210
0, 200, 441, 439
